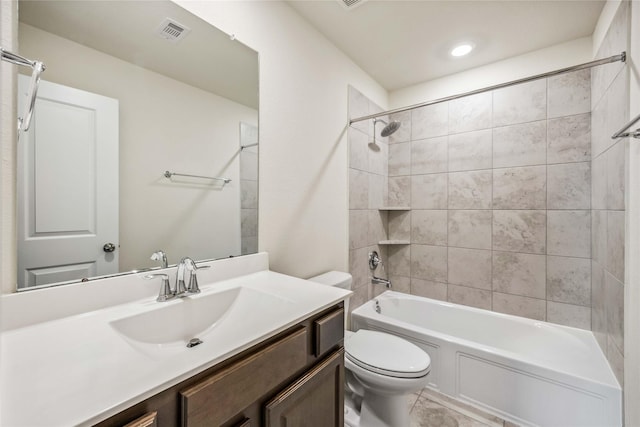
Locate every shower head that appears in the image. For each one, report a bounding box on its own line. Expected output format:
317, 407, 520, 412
373, 117, 401, 139
380, 120, 401, 137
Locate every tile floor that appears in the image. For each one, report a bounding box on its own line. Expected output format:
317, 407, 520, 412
409, 388, 519, 427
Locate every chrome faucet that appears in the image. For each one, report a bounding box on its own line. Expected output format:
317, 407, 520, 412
175, 257, 210, 297
369, 250, 391, 288
150, 250, 168, 268
371, 276, 392, 288
143, 273, 174, 302
144, 257, 210, 301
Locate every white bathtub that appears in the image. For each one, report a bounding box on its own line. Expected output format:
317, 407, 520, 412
351, 291, 622, 427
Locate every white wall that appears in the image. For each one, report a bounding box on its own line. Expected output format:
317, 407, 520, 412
19, 23, 257, 272
174, 1, 388, 278
390, 37, 593, 108
624, 0, 640, 424
0, 1, 17, 294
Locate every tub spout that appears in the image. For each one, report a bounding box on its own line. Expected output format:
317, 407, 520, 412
371, 276, 391, 288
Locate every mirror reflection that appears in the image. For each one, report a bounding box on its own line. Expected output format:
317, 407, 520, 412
16, 0, 259, 290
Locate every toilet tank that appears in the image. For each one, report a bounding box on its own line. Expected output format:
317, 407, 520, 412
307, 271, 352, 290
308, 271, 352, 328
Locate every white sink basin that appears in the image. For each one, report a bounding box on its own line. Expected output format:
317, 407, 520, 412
110, 286, 287, 348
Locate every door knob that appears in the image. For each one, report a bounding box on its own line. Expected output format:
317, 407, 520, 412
103, 243, 117, 253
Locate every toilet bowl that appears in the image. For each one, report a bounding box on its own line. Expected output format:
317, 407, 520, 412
308, 272, 431, 427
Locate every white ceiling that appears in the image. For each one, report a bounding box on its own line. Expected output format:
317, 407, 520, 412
287, 0, 605, 91
19, 1, 259, 109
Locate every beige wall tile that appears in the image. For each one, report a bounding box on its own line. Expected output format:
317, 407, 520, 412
591, 152, 607, 210
369, 139, 388, 176
493, 292, 546, 321
412, 102, 449, 140
591, 262, 607, 349
493, 79, 546, 127
547, 256, 591, 306
547, 162, 591, 209
411, 210, 447, 246
412, 173, 448, 209
349, 168, 369, 209
389, 141, 411, 176
547, 113, 591, 164
547, 301, 591, 329
389, 176, 411, 207
493, 165, 546, 209
448, 170, 492, 209
493, 120, 546, 168
448, 91, 492, 134
349, 210, 368, 249
547, 210, 591, 258
368, 173, 386, 209
605, 272, 624, 353
411, 244, 447, 282
368, 209, 387, 245
411, 278, 447, 301
547, 69, 590, 119
607, 336, 624, 388
412, 136, 448, 174
350, 247, 370, 289
388, 245, 411, 276
493, 251, 546, 299
389, 110, 411, 144
389, 275, 411, 294
448, 210, 492, 250
606, 140, 625, 210
493, 210, 546, 254
448, 129, 492, 172
349, 127, 369, 171
606, 210, 625, 281
448, 284, 492, 310
448, 247, 492, 290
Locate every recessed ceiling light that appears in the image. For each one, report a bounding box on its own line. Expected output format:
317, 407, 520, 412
451, 43, 474, 57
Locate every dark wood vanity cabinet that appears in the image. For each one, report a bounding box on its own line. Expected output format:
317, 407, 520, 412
95, 304, 344, 427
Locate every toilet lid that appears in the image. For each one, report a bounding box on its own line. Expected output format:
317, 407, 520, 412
345, 330, 431, 378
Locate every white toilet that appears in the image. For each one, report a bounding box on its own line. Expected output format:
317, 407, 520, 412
309, 271, 431, 427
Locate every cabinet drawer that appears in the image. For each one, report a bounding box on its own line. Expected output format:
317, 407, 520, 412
180, 327, 308, 427
313, 308, 344, 357
123, 412, 157, 427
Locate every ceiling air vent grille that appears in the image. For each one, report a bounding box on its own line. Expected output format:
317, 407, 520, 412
155, 18, 191, 43
338, 0, 367, 10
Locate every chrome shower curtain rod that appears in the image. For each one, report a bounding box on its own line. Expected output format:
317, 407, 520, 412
349, 51, 626, 125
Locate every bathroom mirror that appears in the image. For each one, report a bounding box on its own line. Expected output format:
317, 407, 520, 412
15, 0, 259, 290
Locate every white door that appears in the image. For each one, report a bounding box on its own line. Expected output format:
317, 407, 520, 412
17, 76, 119, 289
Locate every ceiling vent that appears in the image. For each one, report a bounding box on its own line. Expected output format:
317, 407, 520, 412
337, 0, 367, 10
155, 18, 191, 43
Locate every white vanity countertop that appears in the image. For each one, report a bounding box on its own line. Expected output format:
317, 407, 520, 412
1, 264, 351, 426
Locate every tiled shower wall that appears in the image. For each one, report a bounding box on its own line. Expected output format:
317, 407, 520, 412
347, 87, 397, 315
349, 65, 600, 330
384, 71, 594, 329
240, 122, 258, 255
590, 1, 629, 387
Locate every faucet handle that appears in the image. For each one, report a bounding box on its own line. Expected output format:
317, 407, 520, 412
144, 273, 174, 302
185, 263, 210, 295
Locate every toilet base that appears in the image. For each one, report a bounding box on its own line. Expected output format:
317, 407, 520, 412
345, 392, 410, 427
344, 400, 360, 427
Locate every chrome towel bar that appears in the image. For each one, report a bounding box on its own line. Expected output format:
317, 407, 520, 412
612, 112, 640, 139
164, 170, 231, 184
1, 47, 45, 133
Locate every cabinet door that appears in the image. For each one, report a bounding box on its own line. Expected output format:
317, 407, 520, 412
264, 349, 344, 427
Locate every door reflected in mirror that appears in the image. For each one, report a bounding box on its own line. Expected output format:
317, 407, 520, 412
16, 0, 259, 290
